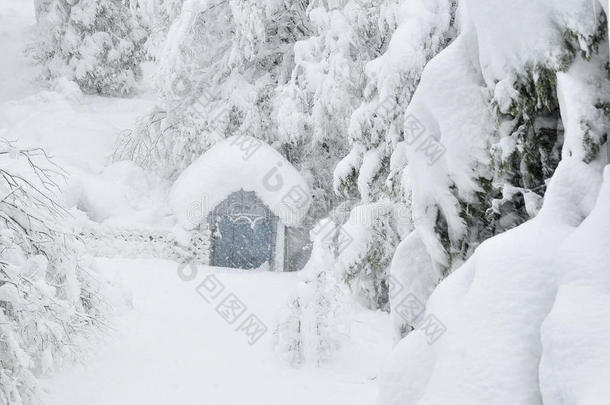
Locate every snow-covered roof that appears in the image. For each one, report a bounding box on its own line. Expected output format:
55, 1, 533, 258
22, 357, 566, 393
170, 136, 311, 229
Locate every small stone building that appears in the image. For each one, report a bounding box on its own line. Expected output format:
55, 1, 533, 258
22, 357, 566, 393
170, 136, 312, 271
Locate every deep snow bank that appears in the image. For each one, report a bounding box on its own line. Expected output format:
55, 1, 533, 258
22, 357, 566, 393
380, 155, 610, 405
539, 163, 610, 405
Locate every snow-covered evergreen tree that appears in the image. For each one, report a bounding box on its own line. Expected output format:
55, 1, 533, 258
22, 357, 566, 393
129, 0, 184, 59
299, 0, 457, 311
377, 1, 609, 400
378, 0, 606, 341
115, 0, 310, 179
275, 0, 389, 224
334, 0, 457, 203
330, 0, 608, 321
29, 0, 148, 95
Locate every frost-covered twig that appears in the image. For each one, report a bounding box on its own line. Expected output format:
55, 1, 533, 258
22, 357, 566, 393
0, 139, 107, 405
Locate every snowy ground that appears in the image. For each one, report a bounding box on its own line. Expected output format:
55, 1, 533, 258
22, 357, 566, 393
41, 259, 391, 405
0, 1, 40, 103
0, 2, 393, 404
0, 0, 162, 228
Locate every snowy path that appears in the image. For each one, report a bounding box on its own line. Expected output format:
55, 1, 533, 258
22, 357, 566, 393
43, 259, 391, 405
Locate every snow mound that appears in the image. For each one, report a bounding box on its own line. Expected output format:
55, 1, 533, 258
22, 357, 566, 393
377, 159, 608, 405
397, 22, 494, 268
539, 164, 610, 405
63, 161, 171, 227
388, 230, 439, 342
171, 136, 311, 229
540, 286, 610, 405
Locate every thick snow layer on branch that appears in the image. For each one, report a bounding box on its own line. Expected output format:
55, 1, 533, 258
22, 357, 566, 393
557, 49, 610, 164
466, 0, 602, 84
396, 22, 494, 267
384, 0, 607, 273
170, 136, 311, 228
364, 0, 453, 104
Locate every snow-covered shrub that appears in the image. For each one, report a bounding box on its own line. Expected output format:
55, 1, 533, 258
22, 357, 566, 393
274, 219, 350, 366
0, 140, 106, 405
29, 0, 148, 96
113, 107, 206, 179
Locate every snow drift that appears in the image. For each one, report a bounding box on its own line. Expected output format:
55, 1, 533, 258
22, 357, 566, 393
378, 159, 608, 405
